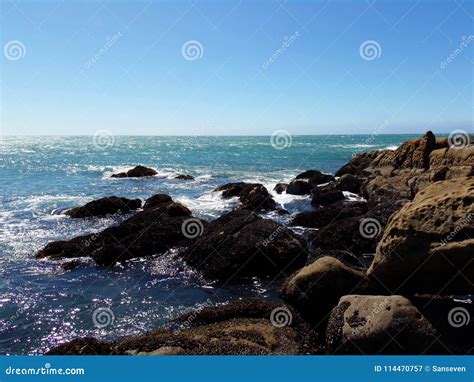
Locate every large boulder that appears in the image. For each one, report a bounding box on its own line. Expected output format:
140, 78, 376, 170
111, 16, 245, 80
334, 174, 364, 194
309, 216, 379, 255
111, 165, 158, 178
295, 170, 335, 185
37, 196, 203, 267
290, 201, 367, 228
311, 189, 345, 207
368, 177, 474, 294
274, 183, 288, 194
215, 182, 276, 211
47, 299, 319, 355
286, 180, 312, 195
326, 295, 439, 354
280, 257, 371, 321
181, 209, 307, 280
65, 196, 142, 218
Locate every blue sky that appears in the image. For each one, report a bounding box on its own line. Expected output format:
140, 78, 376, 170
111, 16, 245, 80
1, 0, 473, 135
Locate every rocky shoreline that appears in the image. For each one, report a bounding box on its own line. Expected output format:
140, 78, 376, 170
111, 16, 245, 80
38, 132, 473, 355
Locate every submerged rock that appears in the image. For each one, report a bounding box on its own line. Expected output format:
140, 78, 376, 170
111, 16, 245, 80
65, 196, 142, 218
110, 165, 158, 178
181, 209, 307, 280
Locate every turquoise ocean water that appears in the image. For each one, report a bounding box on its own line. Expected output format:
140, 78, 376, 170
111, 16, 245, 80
0, 135, 418, 354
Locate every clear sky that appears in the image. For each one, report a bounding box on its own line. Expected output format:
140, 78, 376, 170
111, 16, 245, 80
1, 0, 473, 136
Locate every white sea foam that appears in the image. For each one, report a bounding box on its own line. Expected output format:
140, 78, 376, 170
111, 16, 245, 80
383, 145, 398, 150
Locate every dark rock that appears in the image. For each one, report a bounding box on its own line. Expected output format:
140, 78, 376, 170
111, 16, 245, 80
175, 174, 195, 180
286, 180, 312, 195
311, 189, 345, 206
275, 208, 290, 215
307, 249, 366, 268
37, 197, 202, 267
335, 151, 382, 177
290, 201, 367, 228
181, 209, 307, 280
111, 165, 158, 178
65, 196, 141, 219
274, 183, 288, 194
240, 184, 276, 211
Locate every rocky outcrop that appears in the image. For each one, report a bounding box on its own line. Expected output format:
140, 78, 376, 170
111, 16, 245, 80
143, 194, 173, 209
47, 299, 320, 355
280, 257, 371, 321
310, 216, 378, 255
368, 177, 474, 294
215, 182, 276, 211
110, 165, 158, 178
181, 209, 307, 280
290, 201, 367, 228
65, 196, 142, 218
334, 174, 364, 194
37, 196, 203, 267
326, 295, 439, 354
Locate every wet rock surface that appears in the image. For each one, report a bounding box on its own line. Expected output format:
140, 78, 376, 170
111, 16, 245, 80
65, 196, 142, 218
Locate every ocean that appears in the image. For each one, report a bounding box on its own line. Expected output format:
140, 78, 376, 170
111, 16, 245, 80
0, 134, 417, 354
